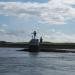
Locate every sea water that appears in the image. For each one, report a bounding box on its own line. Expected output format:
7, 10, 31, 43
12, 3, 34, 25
0, 48, 75, 75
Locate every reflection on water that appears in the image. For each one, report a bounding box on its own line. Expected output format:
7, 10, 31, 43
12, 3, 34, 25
29, 52, 39, 57
0, 48, 75, 75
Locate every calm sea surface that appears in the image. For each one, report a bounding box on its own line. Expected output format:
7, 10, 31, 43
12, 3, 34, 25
0, 48, 75, 75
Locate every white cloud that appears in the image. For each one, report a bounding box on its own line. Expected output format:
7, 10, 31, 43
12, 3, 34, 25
63, 0, 75, 4
0, 28, 29, 42
43, 29, 75, 43
0, 0, 74, 24
0, 29, 6, 33
2, 24, 8, 27
0, 1, 75, 42
0, 27, 75, 42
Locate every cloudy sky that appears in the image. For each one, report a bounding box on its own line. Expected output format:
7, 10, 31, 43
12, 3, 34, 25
0, 0, 75, 43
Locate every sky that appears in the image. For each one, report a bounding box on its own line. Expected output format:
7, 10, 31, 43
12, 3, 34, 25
0, 0, 75, 43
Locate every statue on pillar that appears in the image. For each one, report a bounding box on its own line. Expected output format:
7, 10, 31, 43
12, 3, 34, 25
32, 31, 37, 39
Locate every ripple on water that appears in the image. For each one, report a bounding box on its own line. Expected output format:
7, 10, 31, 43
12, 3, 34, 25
0, 48, 75, 75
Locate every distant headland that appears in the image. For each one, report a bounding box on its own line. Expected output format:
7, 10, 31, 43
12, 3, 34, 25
0, 41, 75, 52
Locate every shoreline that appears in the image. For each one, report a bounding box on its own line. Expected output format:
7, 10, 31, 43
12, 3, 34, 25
18, 48, 75, 53
0, 47, 75, 53
0, 42, 75, 53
